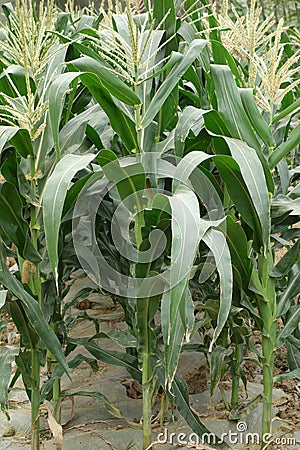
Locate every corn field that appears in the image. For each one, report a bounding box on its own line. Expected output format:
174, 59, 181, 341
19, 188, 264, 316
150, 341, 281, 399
0, 1, 299, 449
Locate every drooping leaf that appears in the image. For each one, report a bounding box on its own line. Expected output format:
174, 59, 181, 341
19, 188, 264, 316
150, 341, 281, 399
0, 239, 69, 376
0, 183, 41, 263
211, 66, 274, 193
84, 79, 139, 153
49, 72, 81, 157
0, 346, 18, 414
7, 299, 39, 349
141, 40, 207, 128
277, 305, 300, 348
223, 137, 270, 254
69, 56, 141, 106
273, 368, 300, 382
271, 241, 300, 278
239, 88, 275, 148
43, 153, 97, 287
271, 195, 300, 217
173, 376, 230, 449
210, 346, 232, 396
269, 123, 300, 169
174, 106, 205, 157
277, 264, 300, 317
286, 337, 300, 373
0, 126, 33, 159
229, 394, 263, 420
174, 146, 270, 253
211, 65, 260, 151
203, 229, 232, 350
63, 390, 135, 423
98, 153, 146, 202
68, 337, 141, 381
0, 290, 7, 308
161, 184, 205, 389
226, 216, 253, 291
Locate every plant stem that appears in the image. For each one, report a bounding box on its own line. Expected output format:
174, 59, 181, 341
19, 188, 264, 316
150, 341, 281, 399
53, 378, 61, 423
142, 351, 152, 450
134, 208, 153, 449
261, 331, 275, 437
257, 250, 277, 441
31, 349, 40, 450
47, 318, 62, 423
231, 343, 242, 408
29, 203, 42, 450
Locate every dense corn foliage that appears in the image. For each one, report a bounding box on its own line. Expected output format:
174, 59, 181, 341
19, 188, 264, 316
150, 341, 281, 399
0, 1, 299, 449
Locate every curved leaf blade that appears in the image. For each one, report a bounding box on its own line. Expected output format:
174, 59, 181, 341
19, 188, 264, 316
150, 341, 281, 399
43, 153, 97, 286
203, 229, 233, 351
141, 40, 207, 128
0, 240, 69, 376
69, 56, 141, 106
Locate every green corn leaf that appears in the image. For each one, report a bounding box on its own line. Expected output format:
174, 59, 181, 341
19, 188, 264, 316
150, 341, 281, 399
271, 241, 300, 278
239, 88, 275, 148
272, 98, 300, 124
0, 182, 41, 263
141, 40, 207, 128
161, 184, 208, 390
271, 195, 300, 217
215, 158, 262, 252
277, 265, 300, 318
98, 153, 146, 202
153, 0, 177, 53
0, 346, 18, 415
209, 40, 241, 79
223, 137, 270, 254
84, 79, 139, 153
269, 123, 300, 169
229, 394, 263, 420
203, 110, 231, 136
286, 338, 300, 372
69, 337, 141, 381
49, 72, 81, 157
0, 126, 33, 159
69, 56, 141, 106
94, 330, 137, 348
200, 0, 226, 64
0, 290, 7, 308
0, 65, 30, 97
203, 229, 233, 351
41, 353, 99, 400
7, 300, 39, 349
211, 67, 274, 194
173, 375, 230, 449
211, 65, 260, 151
277, 305, 300, 348
43, 153, 97, 287
174, 106, 205, 157
210, 346, 232, 396
64, 390, 133, 423
226, 216, 253, 291
174, 145, 269, 253
273, 368, 300, 382
0, 239, 69, 377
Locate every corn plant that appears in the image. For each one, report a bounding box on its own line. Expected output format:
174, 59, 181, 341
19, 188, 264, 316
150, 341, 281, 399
40, 2, 297, 449
0, 1, 72, 448
0, 1, 299, 450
